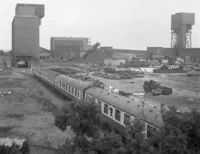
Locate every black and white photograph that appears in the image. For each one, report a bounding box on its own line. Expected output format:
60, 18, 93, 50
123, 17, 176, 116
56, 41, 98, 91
0, 0, 199, 153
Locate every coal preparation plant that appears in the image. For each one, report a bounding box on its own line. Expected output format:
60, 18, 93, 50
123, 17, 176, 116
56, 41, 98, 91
50, 37, 91, 60
12, 3, 44, 68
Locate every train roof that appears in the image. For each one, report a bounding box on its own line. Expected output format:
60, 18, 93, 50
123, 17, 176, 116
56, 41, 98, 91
55, 75, 92, 91
86, 87, 163, 127
40, 68, 60, 78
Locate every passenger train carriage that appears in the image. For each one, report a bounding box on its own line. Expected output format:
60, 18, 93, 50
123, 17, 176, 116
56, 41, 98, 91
32, 67, 163, 138
40, 68, 60, 87
55, 75, 91, 100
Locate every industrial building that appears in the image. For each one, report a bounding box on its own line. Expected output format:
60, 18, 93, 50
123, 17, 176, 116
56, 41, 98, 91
50, 37, 91, 60
12, 3, 44, 67
98, 47, 147, 65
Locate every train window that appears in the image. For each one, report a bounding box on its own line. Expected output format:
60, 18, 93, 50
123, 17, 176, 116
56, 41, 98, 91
104, 104, 108, 114
71, 87, 74, 95
115, 109, 121, 122
97, 100, 101, 105
62, 83, 65, 89
86, 95, 90, 101
124, 113, 131, 126
109, 107, 113, 117
77, 91, 80, 98
91, 97, 96, 103
75, 89, 78, 97
147, 124, 157, 138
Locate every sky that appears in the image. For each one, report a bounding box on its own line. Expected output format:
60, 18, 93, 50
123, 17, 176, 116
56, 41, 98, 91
0, 0, 200, 50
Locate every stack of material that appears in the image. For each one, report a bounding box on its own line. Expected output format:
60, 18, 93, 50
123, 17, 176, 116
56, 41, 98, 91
103, 67, 115, 73
139, 67, 154, 73
143, 80, 172, 96
153, 65, 185, 73
118, 90, 132, 97
92, 71, 144, 80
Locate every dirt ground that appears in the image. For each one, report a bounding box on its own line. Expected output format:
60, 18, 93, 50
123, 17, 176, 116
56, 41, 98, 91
0, 69, 75, 154
89, 73, 200, 111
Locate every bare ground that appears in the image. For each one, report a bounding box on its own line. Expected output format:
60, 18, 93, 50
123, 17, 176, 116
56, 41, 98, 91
89, 73, 200, 111
0, 69, 75, 154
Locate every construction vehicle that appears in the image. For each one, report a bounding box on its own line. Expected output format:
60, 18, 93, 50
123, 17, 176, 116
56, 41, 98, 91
143, 80, 172, 96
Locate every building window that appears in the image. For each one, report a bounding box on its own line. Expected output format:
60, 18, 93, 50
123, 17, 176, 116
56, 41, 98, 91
60, 81, 62, 87
104, 104, 108, 114
147, 124, 157, 138
69, 86, 71, 93
124, 113, 131, 126
115, 109, 121, 122
109, 107, 113, 117
65, 85, 68, 91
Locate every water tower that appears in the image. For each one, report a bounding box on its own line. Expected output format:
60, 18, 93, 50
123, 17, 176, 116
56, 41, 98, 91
171, 13, 195, 49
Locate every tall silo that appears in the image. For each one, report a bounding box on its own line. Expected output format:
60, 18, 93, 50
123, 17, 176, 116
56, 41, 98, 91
12, 3, 44, 67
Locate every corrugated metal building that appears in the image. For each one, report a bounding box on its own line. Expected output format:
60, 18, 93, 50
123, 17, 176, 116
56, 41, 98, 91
12, 3, 44, 67
50, 37, 91, 60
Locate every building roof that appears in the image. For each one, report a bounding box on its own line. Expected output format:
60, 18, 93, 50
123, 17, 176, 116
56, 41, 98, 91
51, 37, 89, 40
113, 49, 147, 54
40, 47, 50, 53
16, 3, 44, 8
15, 3, 44, 18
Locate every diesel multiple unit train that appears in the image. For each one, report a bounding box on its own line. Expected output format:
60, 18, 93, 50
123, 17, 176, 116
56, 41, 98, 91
32, 67, 163, 138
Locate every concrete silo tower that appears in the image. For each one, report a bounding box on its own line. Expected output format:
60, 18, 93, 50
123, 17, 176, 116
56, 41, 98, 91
12, 3, 44, 67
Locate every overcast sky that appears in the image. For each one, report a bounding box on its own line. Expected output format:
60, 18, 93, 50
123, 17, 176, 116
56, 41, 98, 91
0, 0, 200, 50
